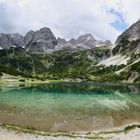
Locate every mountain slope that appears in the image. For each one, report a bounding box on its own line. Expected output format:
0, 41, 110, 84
0, 47, 111, 81
113, 20, 140, 55
0, 20, 140, 83
97, 20, 140, 83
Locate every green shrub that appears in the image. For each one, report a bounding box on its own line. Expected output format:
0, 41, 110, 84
19, 79, 25, 82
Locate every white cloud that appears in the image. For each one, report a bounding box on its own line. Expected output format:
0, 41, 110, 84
103, 0, 140, 26
0, 0, 139, 42
17, 0, 30, 7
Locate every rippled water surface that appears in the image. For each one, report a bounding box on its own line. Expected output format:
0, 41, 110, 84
0, 82, 140, 132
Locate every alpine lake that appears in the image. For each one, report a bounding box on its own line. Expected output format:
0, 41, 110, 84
0, 82, 140, 134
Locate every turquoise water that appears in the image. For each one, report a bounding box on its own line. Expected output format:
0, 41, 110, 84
0, 82, 140, 132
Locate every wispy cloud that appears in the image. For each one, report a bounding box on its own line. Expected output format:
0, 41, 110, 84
0, 0, 139, 42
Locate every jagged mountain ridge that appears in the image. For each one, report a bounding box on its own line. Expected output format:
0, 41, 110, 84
0, 28, 112, 53
0, 27, 57, 53
56, 34, 112, 50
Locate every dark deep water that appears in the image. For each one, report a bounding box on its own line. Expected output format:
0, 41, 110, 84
0, 82, 140, 132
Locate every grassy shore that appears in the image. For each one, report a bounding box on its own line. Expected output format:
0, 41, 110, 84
0, 73, 68, 87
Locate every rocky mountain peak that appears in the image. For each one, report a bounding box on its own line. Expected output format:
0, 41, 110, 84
77, 34, 96, 43
25, 27, 57, 53
39, 27, 52, 33
113, 20, 140, 55
68, 38, 76, 44
116, 20, 140, 44
57, 37, 66, 44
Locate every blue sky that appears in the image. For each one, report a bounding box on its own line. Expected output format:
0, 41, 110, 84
0, 0, 139, 42
110, 9, 128, 32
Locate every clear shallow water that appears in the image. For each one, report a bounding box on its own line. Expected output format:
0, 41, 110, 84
0, 82, 140, 132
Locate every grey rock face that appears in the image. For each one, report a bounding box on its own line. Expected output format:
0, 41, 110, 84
0, 33, 13, 49
116, 20, 140, 44
0, 33, 24, 49
0, 27, 57, 53
25, 27, 57, 53
104, 40, 112, 46
77, 34, 96, 43
57, 34, 112, 50
76, 34, 96, 48
12, 33, 25, 47
114, 20, 140, 55
24, 30, 35, 46
56, 38, 67, 50
68, 38, 76, 45
0, 27, 112, 53
57, 37, 66, 44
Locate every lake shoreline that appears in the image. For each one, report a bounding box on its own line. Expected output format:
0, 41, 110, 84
0, 123, 140, 140
1, 73, 140, 86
